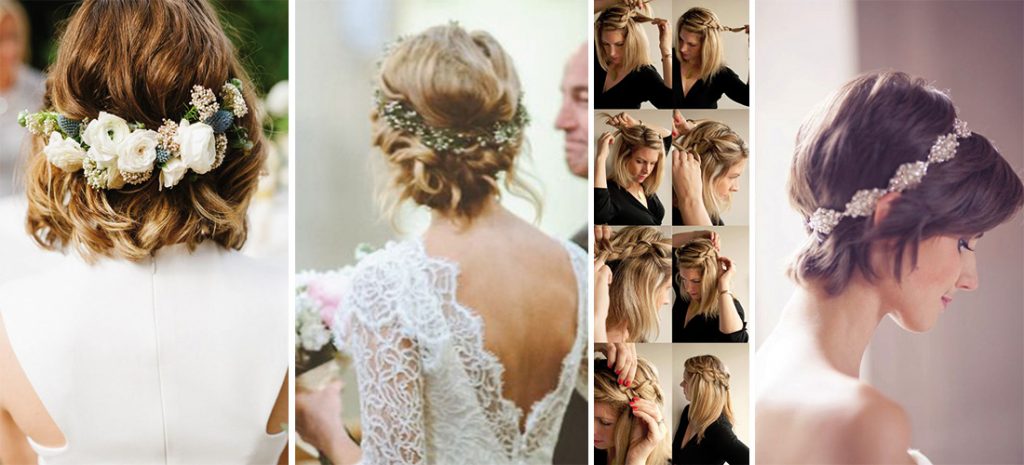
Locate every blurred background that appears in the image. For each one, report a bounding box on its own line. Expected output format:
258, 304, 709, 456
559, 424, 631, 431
295, 1, 588, 464
0, 0, 289, 278
755, 1, 1023, 463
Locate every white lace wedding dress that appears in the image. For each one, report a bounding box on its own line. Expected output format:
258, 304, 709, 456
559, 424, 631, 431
333, 237, 588, 464
0, 242, 288, 464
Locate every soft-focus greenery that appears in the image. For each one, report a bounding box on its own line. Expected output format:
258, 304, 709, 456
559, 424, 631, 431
22, 0, 287, 94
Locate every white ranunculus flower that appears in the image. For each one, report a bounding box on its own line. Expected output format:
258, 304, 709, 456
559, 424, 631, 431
159, 157, 188, 190
99, 159, 125, 190
43, 132, 86, 171
158, 156, 189, 188
174, 119, 217, 174
82, 111, 130, 163
116, 129, 159, 174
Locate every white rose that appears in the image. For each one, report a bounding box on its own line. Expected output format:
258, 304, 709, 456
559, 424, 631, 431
159, 156, 188, 190
81, 111, 130, 163
97, 158, 125, 190
174, 119, 216, 174
116, 129, 159, 174
43, 132, 86, 171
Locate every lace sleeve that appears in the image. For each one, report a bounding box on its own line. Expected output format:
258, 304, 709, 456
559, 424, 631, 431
341, 257, 427, 465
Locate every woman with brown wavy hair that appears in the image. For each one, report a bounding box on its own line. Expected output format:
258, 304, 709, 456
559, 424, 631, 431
0, 1, 287, 463
305, 23, 588, 464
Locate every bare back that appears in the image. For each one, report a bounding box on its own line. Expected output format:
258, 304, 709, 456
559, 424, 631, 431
424, 209, 580, 423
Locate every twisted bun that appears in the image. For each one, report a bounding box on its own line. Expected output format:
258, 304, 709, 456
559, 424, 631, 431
672, 120, 747, 224
674, 238, 721, 318
594, 357, 669, 465
372, 24, 540, 224
597, 227, 671, 342
683, 354, 734, 443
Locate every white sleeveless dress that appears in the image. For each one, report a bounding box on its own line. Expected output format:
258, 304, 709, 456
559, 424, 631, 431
0, 242, 288, 464
332, 237, 588, 465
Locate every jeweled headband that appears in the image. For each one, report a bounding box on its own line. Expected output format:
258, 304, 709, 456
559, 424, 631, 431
19, 79, 253, 190
807, 119, 971, 238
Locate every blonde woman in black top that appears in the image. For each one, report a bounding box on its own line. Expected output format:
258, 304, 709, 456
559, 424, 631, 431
673, 355, 748, 464
595, 2, 673, 109
595, 112, 671, 225
672, 7, 749, 109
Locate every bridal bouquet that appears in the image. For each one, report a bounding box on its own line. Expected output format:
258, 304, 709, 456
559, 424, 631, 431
295, 243, 375, 376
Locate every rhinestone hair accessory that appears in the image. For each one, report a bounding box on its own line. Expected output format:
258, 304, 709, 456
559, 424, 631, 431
19, 79, 253, 190
807, 118, 971, 238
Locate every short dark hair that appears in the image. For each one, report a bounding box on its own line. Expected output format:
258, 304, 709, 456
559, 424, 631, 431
788, 71, 1024, 295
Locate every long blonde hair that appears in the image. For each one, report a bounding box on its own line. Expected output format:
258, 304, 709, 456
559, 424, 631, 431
676, 7, 739, 82
674, 238, 720, 318
597, 226, 672, 342
672, 121, 747, 224
602, 113, 665, 196
595, 5, 656, 73
595, 357, 670, 465
684, 354, 734, 443
371, 23, 542, 227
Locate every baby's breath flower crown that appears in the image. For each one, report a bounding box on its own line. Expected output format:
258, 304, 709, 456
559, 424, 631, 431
19, 79, 253, 190
373, 89, 530, 154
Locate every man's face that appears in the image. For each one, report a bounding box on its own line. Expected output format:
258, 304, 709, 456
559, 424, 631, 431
556, 44, 588, 179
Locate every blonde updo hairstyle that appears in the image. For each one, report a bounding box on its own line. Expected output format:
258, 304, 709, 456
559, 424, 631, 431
602, 113, 666, 196
675, 7, 731, 82
674, 238, 721, 318
597, 226, 672, 342
25, 0, 265, 262
672, 121, 747, 224
371, 24, 541, 225
595, 5, 656, 74
594, 357, 670, 465
683, 354, 735, 443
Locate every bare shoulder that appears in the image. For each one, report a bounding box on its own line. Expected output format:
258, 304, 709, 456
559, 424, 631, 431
832, 383, 913, 464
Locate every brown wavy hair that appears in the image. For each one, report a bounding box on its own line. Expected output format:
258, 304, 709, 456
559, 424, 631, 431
371, 23, 541, 226
25, 0, 264, 262
788, 71, 1024, 295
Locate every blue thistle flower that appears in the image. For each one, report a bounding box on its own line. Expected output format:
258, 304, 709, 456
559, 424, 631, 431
156, 146, 171, 164
206, 110, 234, 134
57, 115, 81, 137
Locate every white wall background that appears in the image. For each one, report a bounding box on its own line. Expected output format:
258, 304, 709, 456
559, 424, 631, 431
596, 109, 674, 226
671, 343, 751, 447
673, 0, 750, 110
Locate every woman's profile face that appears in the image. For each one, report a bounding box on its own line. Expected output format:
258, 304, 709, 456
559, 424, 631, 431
680, 267, 703, 301
594, 401, 619, 450
678, 29, 703, 64
712, 159, 746, 204
626, 146, 660, 186
880, 234, 980, 332
680, 375, 691, 401
600, 28, 627, 68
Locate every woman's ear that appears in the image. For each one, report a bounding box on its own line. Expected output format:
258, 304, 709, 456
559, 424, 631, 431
871, 192, 902, 227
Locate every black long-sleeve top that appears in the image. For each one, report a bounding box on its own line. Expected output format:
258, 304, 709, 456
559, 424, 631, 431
671, 55, 748, 109
596, 55, 673, 109
672, 406, 749, 465
595, 180, 664, 225
671, 280, 748, 343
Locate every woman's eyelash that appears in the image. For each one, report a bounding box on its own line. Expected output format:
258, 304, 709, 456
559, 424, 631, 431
958, 238, 975, 252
